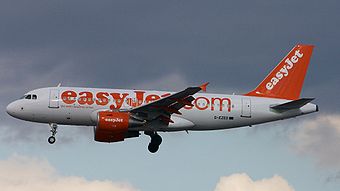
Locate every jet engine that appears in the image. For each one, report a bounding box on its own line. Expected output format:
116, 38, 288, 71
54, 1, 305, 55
94, 111, 144, 142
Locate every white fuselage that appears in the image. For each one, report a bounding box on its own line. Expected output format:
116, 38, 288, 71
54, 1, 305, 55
6, 87, 318, 132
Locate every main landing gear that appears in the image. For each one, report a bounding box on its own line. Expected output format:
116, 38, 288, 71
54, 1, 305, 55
48, 123, 58, 144
145, 132, 162, 153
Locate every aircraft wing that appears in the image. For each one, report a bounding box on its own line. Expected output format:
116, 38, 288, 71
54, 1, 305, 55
130, 83, 209, 123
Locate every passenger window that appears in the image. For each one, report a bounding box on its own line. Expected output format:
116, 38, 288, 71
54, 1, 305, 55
32, 95, 37, 100
25, 95, 31, 99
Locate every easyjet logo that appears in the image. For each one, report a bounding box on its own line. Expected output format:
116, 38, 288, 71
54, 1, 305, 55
266, 50, 304, 90
61, 90, 232, 112
103, 117, 124, 123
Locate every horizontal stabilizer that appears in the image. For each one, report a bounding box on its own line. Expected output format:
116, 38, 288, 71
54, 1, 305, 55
270, 98, 314, 111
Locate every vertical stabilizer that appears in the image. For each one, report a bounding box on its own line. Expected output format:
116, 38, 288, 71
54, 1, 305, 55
245, 44, 314, 100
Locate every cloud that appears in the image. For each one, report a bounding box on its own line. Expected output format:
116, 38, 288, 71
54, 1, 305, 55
214, 173, 294, 191
0, 0, 339, 114
290, 114, 340, 168
326, 171, 340, 183
0, 156, 296, 191
0, 155, 138, 191
0, 122, 94, 146
129, 73, 189, 91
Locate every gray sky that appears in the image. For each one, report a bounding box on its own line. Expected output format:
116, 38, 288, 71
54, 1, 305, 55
0, 1, 339, 191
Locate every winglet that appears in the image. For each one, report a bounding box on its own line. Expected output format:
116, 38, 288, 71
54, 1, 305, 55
199, 82, 209, 92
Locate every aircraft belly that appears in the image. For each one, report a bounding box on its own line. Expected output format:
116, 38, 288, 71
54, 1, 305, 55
168, 115, 195, 129
40, 106, 94, 126
181, 109, 236, 130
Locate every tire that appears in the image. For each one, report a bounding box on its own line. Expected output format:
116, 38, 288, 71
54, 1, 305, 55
151, 134, 162, 146
148, 143, 159, 153
48, 136, 56, 144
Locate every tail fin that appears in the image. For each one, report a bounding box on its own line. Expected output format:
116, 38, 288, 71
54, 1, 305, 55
245, 44, 314, 100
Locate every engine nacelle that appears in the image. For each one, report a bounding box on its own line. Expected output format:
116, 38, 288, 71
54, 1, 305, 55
94, 111, 144, 143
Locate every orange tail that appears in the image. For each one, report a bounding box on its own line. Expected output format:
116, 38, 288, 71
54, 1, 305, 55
245, 44, 314, 100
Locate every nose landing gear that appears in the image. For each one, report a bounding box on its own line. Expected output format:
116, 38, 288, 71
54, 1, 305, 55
48, 123, 58, 144
48, 136, 56, 144
146, 132, 162, 153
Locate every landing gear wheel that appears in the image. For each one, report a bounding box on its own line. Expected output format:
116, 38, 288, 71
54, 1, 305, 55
148, 143, 159, 153
48, 136, 56, 144
146, 132, 162, 153
151, 134, 162, 145
48, 123, 58, 145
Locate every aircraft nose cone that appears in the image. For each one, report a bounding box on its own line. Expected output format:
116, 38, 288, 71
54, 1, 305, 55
6, 102, 16, 117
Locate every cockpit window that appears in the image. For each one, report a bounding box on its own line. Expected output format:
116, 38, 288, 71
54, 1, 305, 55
21, 94, 37, 100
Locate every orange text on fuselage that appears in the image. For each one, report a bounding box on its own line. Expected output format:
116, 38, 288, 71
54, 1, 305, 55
61, 90, 232, 112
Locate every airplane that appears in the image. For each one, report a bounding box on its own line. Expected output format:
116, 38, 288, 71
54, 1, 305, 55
6, 44, 318, 153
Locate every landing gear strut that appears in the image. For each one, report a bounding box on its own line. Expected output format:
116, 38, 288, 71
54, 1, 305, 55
48, 123, 58, 144
146, 132, 162, 153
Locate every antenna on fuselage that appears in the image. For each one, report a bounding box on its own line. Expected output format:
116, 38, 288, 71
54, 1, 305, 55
57, 82, 62, 87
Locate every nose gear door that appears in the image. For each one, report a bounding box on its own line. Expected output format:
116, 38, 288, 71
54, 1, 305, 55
49, 89, 60, 108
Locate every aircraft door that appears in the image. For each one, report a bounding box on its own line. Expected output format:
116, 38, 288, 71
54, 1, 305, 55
49, 89, 60, 108
241, 98, 251, 118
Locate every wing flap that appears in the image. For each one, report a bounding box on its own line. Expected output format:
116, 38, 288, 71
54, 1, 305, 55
130, 83, 208, 123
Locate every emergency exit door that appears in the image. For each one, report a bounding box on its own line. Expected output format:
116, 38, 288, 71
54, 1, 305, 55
241, 98, 251, 118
